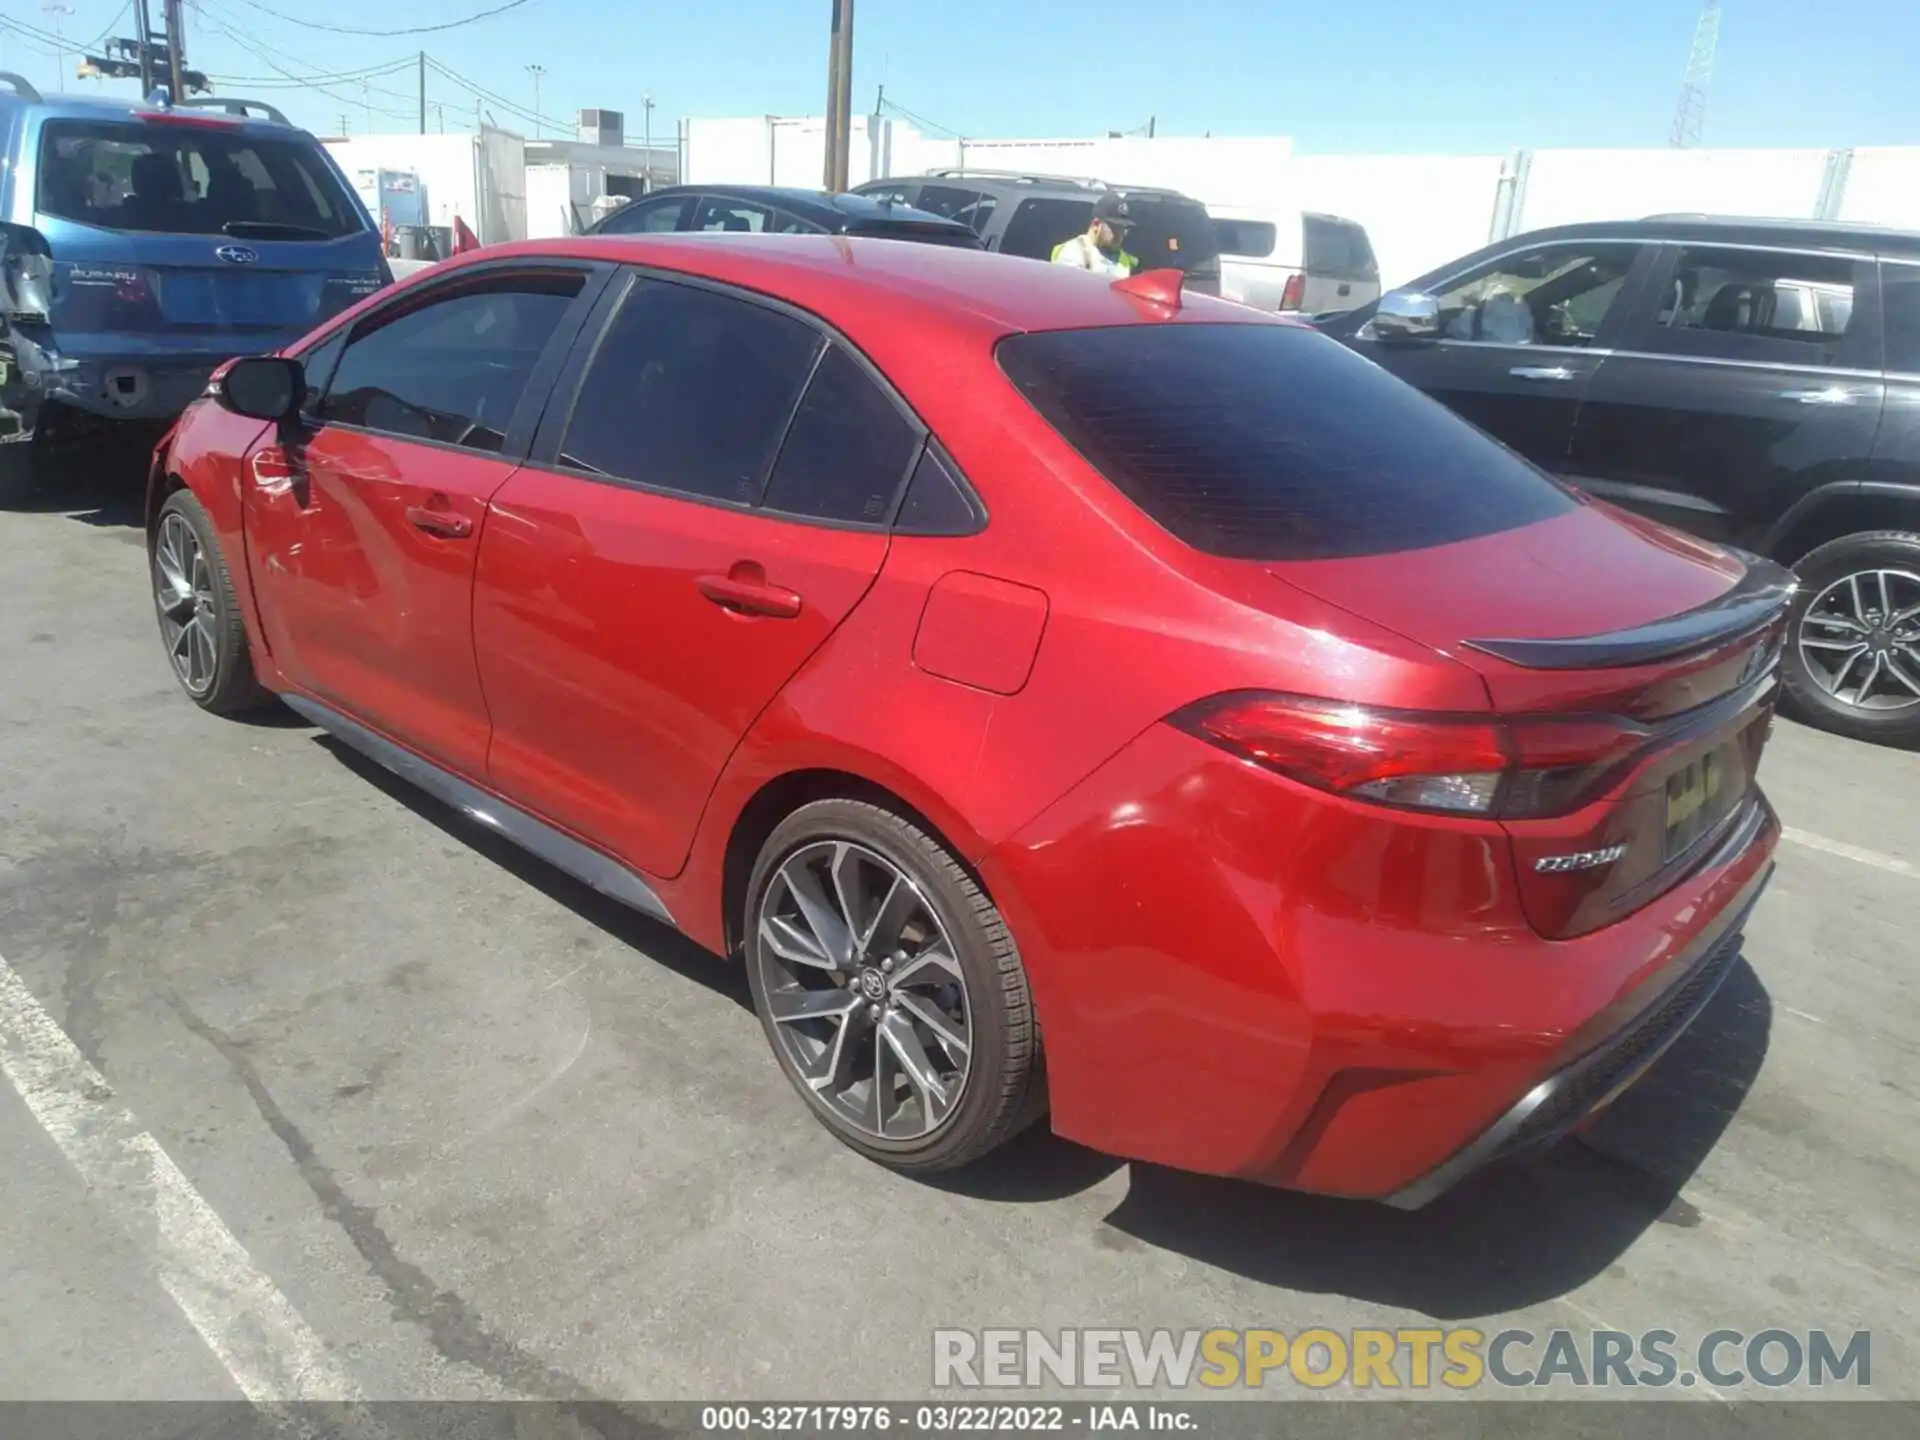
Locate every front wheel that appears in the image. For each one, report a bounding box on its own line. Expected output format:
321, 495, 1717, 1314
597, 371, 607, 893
744, 798, 1043, 1172
1781, 530, 1920, 746
150, 489, 272, 714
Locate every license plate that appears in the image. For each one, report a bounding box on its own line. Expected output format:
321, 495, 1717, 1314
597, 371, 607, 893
1664, 747, 1740, 859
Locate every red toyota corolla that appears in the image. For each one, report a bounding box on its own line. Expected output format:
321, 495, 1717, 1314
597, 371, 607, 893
146, 235, 1789, 1205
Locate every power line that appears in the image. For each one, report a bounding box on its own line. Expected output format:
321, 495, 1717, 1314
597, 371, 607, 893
86, 0, 133, 49
190, 4, 416, 120
217, 0, 536, 38
879, 96, 963, 140
426, 55, 568, 132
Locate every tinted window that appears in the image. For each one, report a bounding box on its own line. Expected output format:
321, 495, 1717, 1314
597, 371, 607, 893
998, 323, 1575, 561
763, 346, 920, 524
896, 445, 984, 536
1884, 264, 1920, 374
297, 329, 347, 416
1303, 217, 1378, 280
319, 274, 581, 451
37, 121, 360, 238
1214, 219, 1278, 258
559, 280, 821, 503
1426, 243, 1638, 348
917, 185, 998, 234
596, 196, 690, 234
1648, 247, 1857, 364
999, 198, 1094, 259
692, 197, 773, 232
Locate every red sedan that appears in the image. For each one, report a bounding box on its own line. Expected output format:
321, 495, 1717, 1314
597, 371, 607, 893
146, 235, 1788, 1205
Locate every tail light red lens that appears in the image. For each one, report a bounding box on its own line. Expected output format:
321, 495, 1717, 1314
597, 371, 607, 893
1279, 273, 1306, 311
1170, 692, 1652, 819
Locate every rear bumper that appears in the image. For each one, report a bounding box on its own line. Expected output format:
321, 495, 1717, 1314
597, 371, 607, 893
1384, 814, 1771, 1208
980, 722, 1781, 1201
19, 330, 308, 423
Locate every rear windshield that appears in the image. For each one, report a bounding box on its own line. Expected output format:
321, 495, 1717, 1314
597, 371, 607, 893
997, 323, 1575, 560
1213, 218, 1278, 258
37, 120, 363, 239
997, 194, 1219, 274
1303, 216, 1378, 280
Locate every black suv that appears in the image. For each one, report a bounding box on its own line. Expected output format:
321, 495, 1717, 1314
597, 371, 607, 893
585, 185, 983, 248
852, 170, 1221, 294
1318, 216, 1920, 746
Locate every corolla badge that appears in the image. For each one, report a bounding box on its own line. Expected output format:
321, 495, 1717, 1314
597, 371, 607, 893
215, 244, 260, 265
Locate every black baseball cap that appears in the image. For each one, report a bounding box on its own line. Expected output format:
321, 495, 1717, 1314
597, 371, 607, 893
1093, 192, 1136, 229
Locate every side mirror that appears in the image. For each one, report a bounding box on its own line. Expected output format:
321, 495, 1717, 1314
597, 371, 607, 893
219, 356, 305, 422
1370, 289, 1440, 342
0, 222, 54, 325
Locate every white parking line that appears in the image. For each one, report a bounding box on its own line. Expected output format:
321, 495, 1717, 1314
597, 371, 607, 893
1781, 827, 1915, 879
0, 949, 361, 1403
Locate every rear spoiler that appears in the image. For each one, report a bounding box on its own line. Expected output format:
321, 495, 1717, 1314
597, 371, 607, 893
1463, 553, 1796, 670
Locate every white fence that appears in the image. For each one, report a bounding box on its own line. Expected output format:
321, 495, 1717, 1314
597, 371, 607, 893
683, 116, 1920, 288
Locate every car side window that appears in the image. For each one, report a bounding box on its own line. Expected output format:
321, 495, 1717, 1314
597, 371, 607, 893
917, 185, 998, 235
998, 198, 1094, 259
859, 184, 917, 206
1883, 263, 1920, 375
596, 196, 690, 234
762, 345, 921, 524
772, 208, 824, 235
557, 279, 822, 504
296, 329, 347, 417
1640, 246, 1862, 367
692, 197, 773, 233
316, 273, 583, 452
1430, 243, 1639, 347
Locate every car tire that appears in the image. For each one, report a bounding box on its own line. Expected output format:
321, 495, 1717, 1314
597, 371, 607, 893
1781, 529, 1920, 746
0, 442, 33, 508
150, 488, 273, 715
744, 797, 1044, 1172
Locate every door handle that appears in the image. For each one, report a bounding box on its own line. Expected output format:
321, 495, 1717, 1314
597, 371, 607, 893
404, 505, 473, 539
1509, 365, 1576, 381
1777, 386, 1861, 406
697, 563, 803, 619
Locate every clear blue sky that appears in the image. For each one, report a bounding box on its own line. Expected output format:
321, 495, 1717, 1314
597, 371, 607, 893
2, 0, 1915, 150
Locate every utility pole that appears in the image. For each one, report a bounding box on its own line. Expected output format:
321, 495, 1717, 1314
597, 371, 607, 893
41, 3, 71, 91
822, 0, 854, 191
338, 112, 350, 136
362, 77, 373, 132
418, 51, 426, 134
642, 92, 655, 193
526, 63, 546, 137
162, 0, 184, 102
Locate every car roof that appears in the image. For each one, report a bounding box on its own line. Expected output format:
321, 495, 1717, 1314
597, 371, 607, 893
859, 173, 1206, 206
619, 184, 971, 232
1508, 215, 1920, 259
459, 231, 1269, 340
0, 88, 312, 139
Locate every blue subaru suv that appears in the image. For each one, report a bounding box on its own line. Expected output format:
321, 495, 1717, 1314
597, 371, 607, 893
0, 76, 388, 503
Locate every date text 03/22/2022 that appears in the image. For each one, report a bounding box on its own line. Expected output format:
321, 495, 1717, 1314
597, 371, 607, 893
700, 1405, 1195, 1432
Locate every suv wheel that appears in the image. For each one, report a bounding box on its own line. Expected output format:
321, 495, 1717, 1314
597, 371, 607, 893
744, 798, 1043, 1172
1782, 530, 1920, 746
150, 489, 272, 714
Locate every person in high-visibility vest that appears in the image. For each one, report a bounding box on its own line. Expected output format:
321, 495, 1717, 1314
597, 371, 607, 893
1051, 192, 1139, 278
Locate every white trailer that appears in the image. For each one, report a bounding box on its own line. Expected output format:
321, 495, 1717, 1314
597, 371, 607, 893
322, 127, 528, 247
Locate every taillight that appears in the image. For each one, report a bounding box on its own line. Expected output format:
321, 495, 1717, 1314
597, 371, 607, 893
1279, 272, 1306, 311
1170, 692, 1651, 819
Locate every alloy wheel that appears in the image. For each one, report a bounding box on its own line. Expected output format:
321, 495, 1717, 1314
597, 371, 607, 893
754, 839, 972, 1141
1796, 568, 1920, 713
154, 512, 219, 697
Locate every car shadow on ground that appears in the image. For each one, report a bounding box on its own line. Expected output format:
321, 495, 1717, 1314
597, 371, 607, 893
19, 439, 151, 527
936, 961, 1773, 1318
314, 735, 754, 1012
300, 722, 1770, 1319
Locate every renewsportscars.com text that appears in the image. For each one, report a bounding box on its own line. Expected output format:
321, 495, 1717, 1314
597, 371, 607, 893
932, 1327, 1872, 1391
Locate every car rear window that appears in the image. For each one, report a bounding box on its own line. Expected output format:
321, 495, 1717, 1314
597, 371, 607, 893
37, 120, 362, 239
999, 198, 1095, 260
1303, 216, 1378, 280
997, 323, 1576, 561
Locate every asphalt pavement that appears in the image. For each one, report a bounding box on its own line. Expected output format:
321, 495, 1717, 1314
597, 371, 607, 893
1, 464, 1916, 1418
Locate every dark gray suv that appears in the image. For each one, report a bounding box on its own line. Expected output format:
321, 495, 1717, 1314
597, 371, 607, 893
852, 171, 1221, 295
